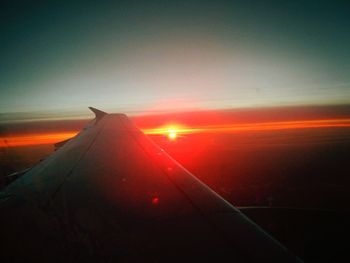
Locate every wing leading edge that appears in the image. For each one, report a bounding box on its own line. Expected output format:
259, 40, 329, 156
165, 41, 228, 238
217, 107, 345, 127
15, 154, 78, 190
0, 108, 302, 262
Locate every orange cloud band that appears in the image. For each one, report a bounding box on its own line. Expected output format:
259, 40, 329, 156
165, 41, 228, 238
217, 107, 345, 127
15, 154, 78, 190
1, 118, 350, 148
0, 132, 78, 148
142, 118, 350, 135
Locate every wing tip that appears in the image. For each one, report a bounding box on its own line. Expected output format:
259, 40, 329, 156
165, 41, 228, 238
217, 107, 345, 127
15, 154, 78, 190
88, 107, 108, 120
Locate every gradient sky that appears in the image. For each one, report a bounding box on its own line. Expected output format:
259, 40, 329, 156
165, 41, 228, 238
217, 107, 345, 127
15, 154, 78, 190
1, 1, 350, 116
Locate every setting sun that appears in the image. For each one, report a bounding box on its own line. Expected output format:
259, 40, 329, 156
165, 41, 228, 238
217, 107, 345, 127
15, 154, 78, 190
167, 129, 177, 140
141, 124, 185, 141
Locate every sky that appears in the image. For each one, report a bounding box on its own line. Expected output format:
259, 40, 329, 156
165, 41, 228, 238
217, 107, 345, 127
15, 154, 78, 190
1, 0, 350, 116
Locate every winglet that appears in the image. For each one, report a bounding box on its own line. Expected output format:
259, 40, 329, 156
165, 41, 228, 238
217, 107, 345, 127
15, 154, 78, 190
89, 107, 108, 120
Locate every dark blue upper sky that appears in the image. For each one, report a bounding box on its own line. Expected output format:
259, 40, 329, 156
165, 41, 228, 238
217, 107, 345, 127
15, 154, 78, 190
1, 0, 350, 115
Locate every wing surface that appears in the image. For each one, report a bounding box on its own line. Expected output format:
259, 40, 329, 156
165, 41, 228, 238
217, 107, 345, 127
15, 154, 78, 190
0, 109, 302, 262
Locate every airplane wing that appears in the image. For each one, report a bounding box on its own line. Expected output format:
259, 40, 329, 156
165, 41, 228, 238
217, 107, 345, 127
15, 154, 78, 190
0, 108, 302, 262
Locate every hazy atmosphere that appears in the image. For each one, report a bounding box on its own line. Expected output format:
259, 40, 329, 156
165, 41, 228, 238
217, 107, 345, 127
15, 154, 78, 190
1, 1, 350, 117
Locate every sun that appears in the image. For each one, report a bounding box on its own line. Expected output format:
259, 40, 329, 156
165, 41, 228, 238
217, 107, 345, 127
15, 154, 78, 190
167, 129, 177, 140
